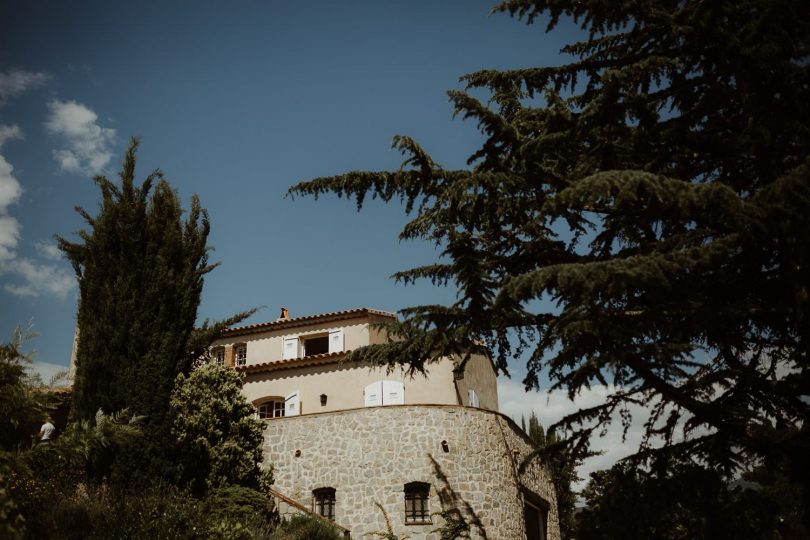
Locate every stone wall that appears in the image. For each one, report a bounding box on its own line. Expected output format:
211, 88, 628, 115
262, 405, 559, 540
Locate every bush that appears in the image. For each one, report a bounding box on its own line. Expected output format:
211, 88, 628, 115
205, 485, 277, 539
17, 483, 283, 540
268, 514, 343, 540
21, 485, 207, 540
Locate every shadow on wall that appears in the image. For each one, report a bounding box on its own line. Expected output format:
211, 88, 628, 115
429, 454, 488, 540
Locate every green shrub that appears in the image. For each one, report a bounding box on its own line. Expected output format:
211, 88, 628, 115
21, 484, 208, 540
205, 485, 277, 539
268, 514, 343, 540
42, 497, 107, 540
19, 483, 284, 540
0, 466, 24, 540
99, 485, 207, 540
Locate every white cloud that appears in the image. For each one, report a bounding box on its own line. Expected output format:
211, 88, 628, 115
45, 99, 115, 176
0, 125, 24, 212
34, 241, 62, 260
498, 377, 651, 489
1, 258, 75, 299
0, 215, 21, 262
0, 124, 22, 147
0, 125, 23, 262
0, 69, 50, 104
0, 123, 75, 299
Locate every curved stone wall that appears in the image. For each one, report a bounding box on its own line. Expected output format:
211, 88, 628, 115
262, 405, 560, 540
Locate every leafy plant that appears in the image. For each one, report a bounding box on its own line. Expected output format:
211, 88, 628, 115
268, 514, 343, 540
171, 365, 272, 496
205, 484, 278, 535
431, 508, 470, 540
0, 325, 58, 453
367, 501, 410, 540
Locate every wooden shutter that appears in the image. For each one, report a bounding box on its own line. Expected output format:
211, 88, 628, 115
282, 337, 298, 360
382, 380, 404, 405
328, 329, 344, 354
285, 391, 300, 416
467, 389, 479, 408
364, 381, 382, 407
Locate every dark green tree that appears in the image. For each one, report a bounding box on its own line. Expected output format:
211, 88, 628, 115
58, 138, 249, 486
576, 460, 804, 540
289, 0, 810, 503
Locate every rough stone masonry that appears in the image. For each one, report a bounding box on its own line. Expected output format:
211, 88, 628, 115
263, 404, 560, 540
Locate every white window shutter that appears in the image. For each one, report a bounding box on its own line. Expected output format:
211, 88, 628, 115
382, 380, 405, 405
468, 389, 479, 408
285, 391, 300, 416
328, 329, 344, 354
282, 337, 298, 360
364, 381, 382, 407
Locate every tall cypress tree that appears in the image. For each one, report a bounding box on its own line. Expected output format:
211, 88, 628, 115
289, 0, 810, 508
58, 138, 246, 485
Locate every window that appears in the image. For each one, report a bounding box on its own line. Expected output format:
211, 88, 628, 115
303, 335, 329, 357
524, 502, 547, 540
523, 491, 549, 540
257, 399, 285, 419
467, 388, 479, 408
213, 348, 224, 366
404, 482, 430, 524
282, 330, 343, 360
235, 345, 247, 366
313, 487, 335, 520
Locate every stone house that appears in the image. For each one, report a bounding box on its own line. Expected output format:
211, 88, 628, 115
211, 307, 560, 540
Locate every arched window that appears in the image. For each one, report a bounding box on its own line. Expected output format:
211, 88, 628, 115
257, 398, 285, 419
404, 482, 431, 524
313, 487, 336, 520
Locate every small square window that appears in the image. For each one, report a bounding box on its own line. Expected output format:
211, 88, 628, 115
257, 400, 285, 419
404, 482, 431, 524
313, 487, 336, 520
303, 335, 329, 357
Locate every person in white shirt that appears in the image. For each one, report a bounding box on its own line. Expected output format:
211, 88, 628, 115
39, 416, 55, 444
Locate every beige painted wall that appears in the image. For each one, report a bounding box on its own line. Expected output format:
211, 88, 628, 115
211, 317, 371, 365
454, 353, 498, 412
242, 358, 460, 413
215, 311, 499, 415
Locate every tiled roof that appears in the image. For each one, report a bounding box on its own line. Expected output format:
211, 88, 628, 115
234, 350, 351, 374
221, 307, 396, 338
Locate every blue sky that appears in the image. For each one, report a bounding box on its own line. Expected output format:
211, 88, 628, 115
1, 0, 655, 481
1, 0, 582, 368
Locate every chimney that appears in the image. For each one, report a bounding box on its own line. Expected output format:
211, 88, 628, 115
280, 307, 289, 319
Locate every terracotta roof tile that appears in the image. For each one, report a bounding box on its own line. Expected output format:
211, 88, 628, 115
221, 307, 396, 338
234, 350, 352, 374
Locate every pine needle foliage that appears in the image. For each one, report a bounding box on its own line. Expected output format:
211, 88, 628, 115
289, 0, 810, 500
